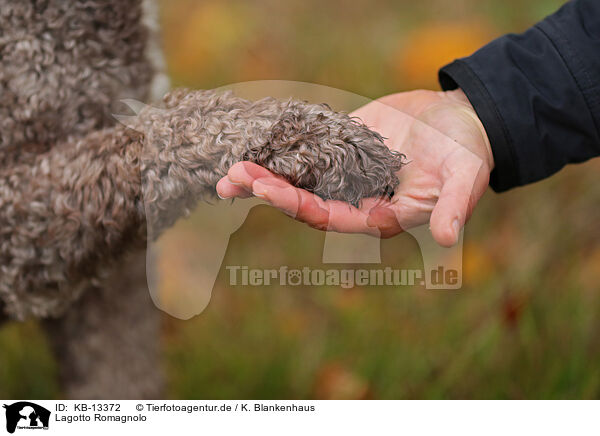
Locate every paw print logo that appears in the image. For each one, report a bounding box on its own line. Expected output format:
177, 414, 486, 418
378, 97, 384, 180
287, 269, 302, 286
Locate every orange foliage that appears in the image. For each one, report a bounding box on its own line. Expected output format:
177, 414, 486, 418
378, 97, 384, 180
313, 363, 371, 399
462, 241, 495, 286
393, 21, 495, 89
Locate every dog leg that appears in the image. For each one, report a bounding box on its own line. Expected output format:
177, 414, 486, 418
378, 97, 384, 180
42, 250, 164, 399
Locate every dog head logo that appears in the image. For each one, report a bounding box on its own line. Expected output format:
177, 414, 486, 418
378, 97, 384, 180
3, 402, 50, 434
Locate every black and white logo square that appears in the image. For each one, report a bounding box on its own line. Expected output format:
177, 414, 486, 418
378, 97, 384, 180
3, 402, 50, 434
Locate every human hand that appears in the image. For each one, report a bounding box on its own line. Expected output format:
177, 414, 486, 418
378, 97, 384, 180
216, 89, 493, 247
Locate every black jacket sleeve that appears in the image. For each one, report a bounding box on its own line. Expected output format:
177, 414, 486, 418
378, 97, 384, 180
438, 0, 600, 192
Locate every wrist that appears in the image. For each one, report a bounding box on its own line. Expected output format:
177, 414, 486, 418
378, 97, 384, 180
445, 88, 495, 170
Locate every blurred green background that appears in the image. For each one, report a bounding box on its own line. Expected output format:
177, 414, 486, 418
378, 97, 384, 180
3, 0, 600, 399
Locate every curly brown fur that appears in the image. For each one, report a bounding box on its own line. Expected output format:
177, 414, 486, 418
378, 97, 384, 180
0, 0, 153, 150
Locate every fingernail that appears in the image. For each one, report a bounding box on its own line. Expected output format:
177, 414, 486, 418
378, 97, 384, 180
217, 192, 229, 200
452, 219, 460, 237
252, 183, 268, 198
227, 176, 242, 186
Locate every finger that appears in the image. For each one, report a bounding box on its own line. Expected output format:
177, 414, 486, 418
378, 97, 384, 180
326, 201, 381, 235
252, 177, 332, 230
366, 206, 404, 238
354, 198, 403, 238
215, 177, 253, 199
252, 177, 382, 236
429, 166, 480, 247
226, 161, 283, 191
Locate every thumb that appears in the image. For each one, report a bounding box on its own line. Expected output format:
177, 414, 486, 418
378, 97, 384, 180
429, 161, 483, 247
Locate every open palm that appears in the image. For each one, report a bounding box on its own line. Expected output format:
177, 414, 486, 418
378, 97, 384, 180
216, 89, 494, 247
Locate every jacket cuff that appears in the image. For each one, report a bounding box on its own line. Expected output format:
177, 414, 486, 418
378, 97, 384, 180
439, 60, 518, 192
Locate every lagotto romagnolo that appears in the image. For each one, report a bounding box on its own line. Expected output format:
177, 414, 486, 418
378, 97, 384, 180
0, 0, 403, 398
